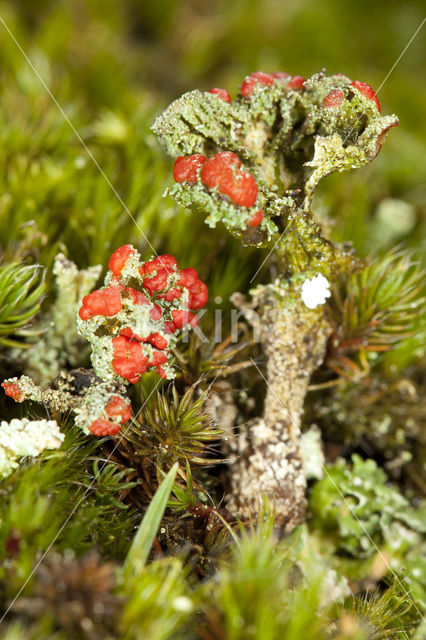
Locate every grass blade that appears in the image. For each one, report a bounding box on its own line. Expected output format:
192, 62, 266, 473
124, 463, 178, 577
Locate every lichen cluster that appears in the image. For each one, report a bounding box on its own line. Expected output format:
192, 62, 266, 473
153, 70, 398, 254
310, 455, 426, 608
2, 370, 132, 437
0, 418, 64, 479
77, 245, 208, 383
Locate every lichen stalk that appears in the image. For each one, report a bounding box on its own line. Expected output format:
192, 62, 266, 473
229, 291, 331, 529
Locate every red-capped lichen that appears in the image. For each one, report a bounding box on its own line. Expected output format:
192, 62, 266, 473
1, 371, 132, 438
350, 80, 381, 112
322, 89, 344, 108
208, 88, 231, 103
240, 71, 275, 97
108, 244, 135, 277
88, 394, 132, 436
288, 75, 305, 89
173, 150, 260, 212
74, 382, 133, 436
79, 286, 122, 320
173, 155, 207, 183
111, 335, 149, 383
155, 70, 397, 247
77, 246, 208, 383
106, 395, 132, 422
1, 381, 24, 402
200, 152, 258, 207
89, 418, 121, 436
153, 68, 400, 531
240, 71, 305, 96
248, 209, 264, 228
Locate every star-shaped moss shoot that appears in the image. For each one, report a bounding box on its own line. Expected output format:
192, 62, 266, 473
153, 70, 399, 530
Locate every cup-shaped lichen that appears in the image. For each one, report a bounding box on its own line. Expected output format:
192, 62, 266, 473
153, 70, 399, 529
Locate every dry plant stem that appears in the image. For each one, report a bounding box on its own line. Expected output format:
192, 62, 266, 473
229, 295, 332, 531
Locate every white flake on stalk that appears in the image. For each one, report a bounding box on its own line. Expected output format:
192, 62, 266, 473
301, 274, 331, 309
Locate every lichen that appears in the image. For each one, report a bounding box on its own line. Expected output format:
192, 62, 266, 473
153, 71, 398, 249
309, 454, 426, 608
2, 370, 131, 437
16, 254, 101, 385
310, 454, 426, 558
77, 246, 208, 384
0, 417, 64, 479
154, 69, 399, 529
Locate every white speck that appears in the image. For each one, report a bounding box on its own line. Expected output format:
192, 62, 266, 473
301, 274, 331, 309
172, 596, 193, 613
74, 156, 86, 169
